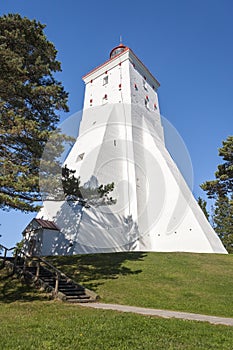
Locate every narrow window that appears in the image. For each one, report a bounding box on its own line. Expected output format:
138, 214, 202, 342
145, 97, 149, 110
103, 75, 108, 85
102, 94, 108, 104
154, 103, 157, 110
119, 83, 122, 90
76, 153, 85, 162
143, 79, 148, 91
114, 140, 117, 146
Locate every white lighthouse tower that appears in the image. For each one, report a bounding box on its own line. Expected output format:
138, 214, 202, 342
35, 43, 227, 255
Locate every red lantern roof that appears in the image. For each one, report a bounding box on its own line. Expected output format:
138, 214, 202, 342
109, 43, 128, 59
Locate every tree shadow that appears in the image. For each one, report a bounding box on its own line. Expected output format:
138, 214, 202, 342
48, 251, 147, 291
0, 270, 50, 303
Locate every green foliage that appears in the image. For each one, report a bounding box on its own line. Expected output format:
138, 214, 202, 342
201, 136, 233, 198
197, 197, 209, 220
13, 238, 25, 256
0, 14, 69, 212
201, 136, 233, 252
213, 196, 233, 253
61, 165, 116, 207
61, 165, 82, 199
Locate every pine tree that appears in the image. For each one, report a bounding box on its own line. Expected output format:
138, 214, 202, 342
61, 165, 115, 207
213, 195, 233, 253
201, 136, 233, 252
197, 197, 209, 221
0, 14, 69, 212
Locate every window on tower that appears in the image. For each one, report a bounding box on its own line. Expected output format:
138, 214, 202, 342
143, 79, 148, 91
145, 97, 149, 110
102, 94, 108, 104
103, 75, 108, 85
76, 153, 85, 162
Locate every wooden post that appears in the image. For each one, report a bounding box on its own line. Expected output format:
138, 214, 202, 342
0, 246, 7, 268
54, 272, 60, 297
23, 255, 28, 273
3, 247, 7, 261
36, 261, 40, 280
13, 249, 19, 273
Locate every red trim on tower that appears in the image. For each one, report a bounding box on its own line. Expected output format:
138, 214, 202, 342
83, 47, 160, 88
83, 47, 129, 79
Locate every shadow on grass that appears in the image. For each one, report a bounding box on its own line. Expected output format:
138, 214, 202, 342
48, 252, 147, 291
0, 271, 50, 303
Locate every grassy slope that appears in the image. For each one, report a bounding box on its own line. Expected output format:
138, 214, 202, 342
47, 252, 233, 318
1, 253, 233, 349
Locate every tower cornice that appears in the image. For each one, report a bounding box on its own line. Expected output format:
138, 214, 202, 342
82, 46, 160, 90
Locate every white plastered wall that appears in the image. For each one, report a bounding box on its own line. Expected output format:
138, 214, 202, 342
36, 48, 227, 255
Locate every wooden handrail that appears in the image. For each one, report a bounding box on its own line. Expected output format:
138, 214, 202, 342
1, 245, 70, 296
13, 248, 58, 274
15, 247, 63, 295
0, 244, 15, 253
0, 244, 15, 266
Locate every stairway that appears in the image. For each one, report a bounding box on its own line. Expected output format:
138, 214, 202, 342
0, 245, 98, 303
22, 264, 97, 303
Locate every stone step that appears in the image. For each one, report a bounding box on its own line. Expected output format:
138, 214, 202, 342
66, 295, 90, 301
66, 297, 93, 303
62, 290, 86, 296
59, 286, 85, 293
10, 255, 98, 303
40, 278, 55, 283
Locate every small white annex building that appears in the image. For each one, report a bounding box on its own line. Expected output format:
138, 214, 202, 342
22, 219, 61, 256
25, 43, 227, 255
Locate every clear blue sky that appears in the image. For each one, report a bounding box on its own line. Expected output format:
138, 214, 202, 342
0, 0, 232, 247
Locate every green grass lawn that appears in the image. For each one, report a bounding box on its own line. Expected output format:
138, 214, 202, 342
47, 252, 233, 318
1, 301, 233, 350
1, 252, 233, 349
